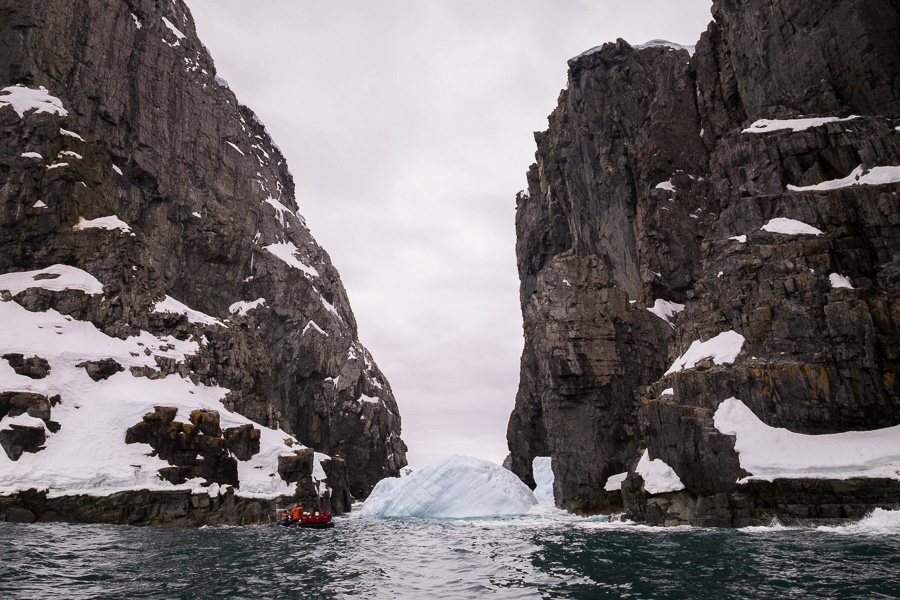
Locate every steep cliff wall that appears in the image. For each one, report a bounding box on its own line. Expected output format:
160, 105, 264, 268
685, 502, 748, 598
509, 0, 900, 524
0, 0, 406, 524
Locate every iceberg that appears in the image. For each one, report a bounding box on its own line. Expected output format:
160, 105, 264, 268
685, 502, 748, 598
532, 456, 554, 502
361, 455, 538, 518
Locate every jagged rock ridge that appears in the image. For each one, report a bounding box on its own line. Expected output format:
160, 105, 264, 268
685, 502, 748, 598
508, 0, 900, 525
0, 0, 406, 525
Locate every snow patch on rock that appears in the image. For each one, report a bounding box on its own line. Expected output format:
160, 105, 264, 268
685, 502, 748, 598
636, 450, 685, 494
647, 299, 685, 327
829, 273, 854, 289
713, 398, 900, 482
664, 331, 745, 375
742, 115, 857, 134
0, 300, 301, 499
0, 85, 68, 118
153, 296, 224, 327
74, 215, 133, 235
788, 165, 900, 192
634, 39, 695, 55
229, 298, 266, 316
264, 242, 319, 277
0, 265, 104, 296
761, 218, 823, 236
604, 472, 628, 491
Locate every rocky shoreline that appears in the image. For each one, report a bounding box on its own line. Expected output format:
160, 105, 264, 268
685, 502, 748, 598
1, 488, 296, 528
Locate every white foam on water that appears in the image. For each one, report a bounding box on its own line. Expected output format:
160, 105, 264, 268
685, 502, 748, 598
816, 509, 900, 536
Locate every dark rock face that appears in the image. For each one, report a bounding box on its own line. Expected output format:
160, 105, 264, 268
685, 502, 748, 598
125, 407, 247, 487
508, 0, 900, 524
0, 423, 45, 460
0, 391, 60, 459
1, 391, 55, 421
319, 454, 352, 514
0, 0, 406, 517
223, 423, 260, 461
76, 358, 125, 381
2, 354, 50, 379
4, 506, 36, 523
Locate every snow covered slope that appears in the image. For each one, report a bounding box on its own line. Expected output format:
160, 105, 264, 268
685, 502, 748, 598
0, 0, 403, 523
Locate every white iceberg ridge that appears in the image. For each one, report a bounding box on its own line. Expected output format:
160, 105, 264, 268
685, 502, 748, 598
361, 455, 538, 518
532, 456, 554, 502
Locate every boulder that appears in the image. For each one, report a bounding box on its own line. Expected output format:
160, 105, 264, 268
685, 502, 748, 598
76, 358, 124, 381
223, 424, 260, 461
0, 423, 46, 461
5, 506, 36, 523
2, 354, 50, 379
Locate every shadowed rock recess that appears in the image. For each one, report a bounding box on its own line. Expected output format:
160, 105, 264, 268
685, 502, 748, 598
0, 0, 405, 526
507, 0, 900, 526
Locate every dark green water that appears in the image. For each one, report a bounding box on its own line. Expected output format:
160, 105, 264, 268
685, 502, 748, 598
2, 508, 899, 599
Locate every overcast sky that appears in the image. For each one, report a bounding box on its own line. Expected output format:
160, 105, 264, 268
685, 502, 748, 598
189, 0, 713, 470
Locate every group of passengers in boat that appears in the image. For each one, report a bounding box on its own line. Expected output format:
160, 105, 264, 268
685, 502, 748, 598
279, 503, 332, 526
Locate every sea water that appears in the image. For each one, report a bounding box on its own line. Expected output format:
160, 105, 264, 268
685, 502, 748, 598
2, 505, 899, 599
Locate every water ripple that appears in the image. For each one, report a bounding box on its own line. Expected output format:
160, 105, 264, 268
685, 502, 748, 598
1, 510, 899, 599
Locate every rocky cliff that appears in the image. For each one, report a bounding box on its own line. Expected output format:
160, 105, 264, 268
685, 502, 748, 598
508, 0, 900, 525
0, 0, 406, 526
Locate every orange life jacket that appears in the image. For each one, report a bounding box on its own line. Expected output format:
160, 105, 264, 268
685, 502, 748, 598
290, 506, 302, 520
